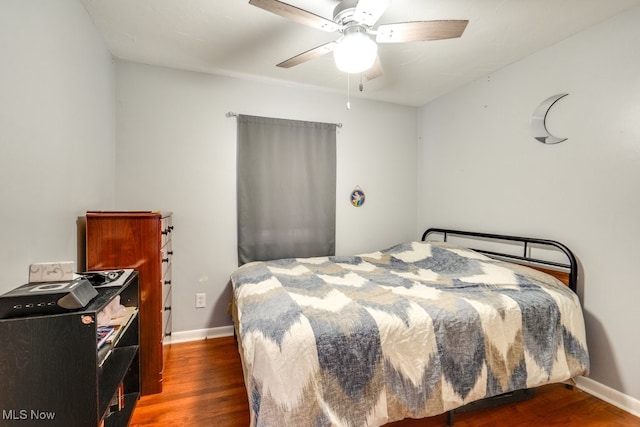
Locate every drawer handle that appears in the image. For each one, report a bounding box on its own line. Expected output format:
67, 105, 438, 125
162, 229, 169, 235
165, 332, 172, 337
168, 251, 174, 255
164, 306, 172, 311
164, 280, 172, 285
162, 258, 169, 263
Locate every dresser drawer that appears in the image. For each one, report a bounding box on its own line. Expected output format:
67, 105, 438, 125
161, 241, 172, 278
162, 292, 172, 339
162, 271, 172, 310
161, 215, 173, 248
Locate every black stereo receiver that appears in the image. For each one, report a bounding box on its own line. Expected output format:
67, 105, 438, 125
0, 278, 98, 319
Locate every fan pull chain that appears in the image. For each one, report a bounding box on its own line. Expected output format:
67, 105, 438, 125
346, 73, 351, 110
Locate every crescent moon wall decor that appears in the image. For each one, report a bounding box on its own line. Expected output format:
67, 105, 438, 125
531, 93, 569, 144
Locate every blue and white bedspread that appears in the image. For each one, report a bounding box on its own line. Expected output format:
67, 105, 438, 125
230, 241, 589, 426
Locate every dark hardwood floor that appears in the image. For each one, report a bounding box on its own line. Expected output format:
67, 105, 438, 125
130, 337, 639, 426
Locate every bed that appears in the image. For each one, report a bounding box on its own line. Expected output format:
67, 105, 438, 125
230, 228, 590, 426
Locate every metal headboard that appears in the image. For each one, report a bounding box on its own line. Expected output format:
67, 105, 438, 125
421, 228, 578, 292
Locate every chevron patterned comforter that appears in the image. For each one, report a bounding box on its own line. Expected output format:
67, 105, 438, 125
230, 241, 589, 426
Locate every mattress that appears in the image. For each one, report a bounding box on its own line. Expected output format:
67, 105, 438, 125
230, 240, 589, 426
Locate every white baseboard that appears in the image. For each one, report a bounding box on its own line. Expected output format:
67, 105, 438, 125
575, 376, 640, 418
164, 325, 234, 345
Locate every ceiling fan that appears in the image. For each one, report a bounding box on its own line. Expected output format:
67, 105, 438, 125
249, 0, 469, 79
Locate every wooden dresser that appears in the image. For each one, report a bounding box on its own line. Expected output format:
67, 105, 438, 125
86, 211, 173, 396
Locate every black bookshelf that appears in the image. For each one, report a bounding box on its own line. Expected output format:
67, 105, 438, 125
0, 272, 140, 427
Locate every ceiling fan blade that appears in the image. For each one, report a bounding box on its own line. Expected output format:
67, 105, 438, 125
353, 0, 391, 26
364, 55, 384, 80
376, 20, 468, 43
249, 0, 342, 32
277, 41, 337, 68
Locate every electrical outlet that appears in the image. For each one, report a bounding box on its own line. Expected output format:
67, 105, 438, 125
195, 293, 206, 308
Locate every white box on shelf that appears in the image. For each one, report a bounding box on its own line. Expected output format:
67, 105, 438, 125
29, 261, 75, 283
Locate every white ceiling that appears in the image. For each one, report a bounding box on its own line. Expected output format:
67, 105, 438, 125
80, 0, 640, 107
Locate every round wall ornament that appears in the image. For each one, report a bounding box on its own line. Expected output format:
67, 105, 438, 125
350, 186, 365, 207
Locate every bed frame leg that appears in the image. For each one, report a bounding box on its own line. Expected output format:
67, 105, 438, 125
447, 410, 454, 426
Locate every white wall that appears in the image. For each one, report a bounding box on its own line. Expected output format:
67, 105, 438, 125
418, 7, 640, 403
0, 0, 115, 289
114, 61, 418, 332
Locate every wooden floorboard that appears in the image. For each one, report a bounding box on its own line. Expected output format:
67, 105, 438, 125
130, 337, 639, 426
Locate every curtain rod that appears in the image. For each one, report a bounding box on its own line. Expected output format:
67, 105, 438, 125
226, 112, 342, 128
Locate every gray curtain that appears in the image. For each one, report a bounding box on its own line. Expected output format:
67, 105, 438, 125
237, 115, 336, 265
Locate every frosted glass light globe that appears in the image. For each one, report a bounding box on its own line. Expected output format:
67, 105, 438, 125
333, 31, 377, 74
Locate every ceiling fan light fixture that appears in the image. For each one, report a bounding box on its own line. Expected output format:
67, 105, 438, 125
333, 29, 377, 74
